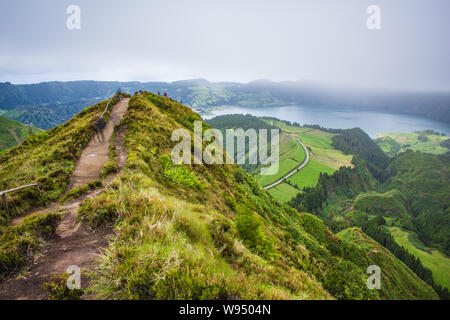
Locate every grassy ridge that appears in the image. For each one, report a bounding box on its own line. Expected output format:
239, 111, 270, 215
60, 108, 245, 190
337, 227, 438, 300
354, 190, 408, 217
77, 93, 429, 300
382, 151, 450, 255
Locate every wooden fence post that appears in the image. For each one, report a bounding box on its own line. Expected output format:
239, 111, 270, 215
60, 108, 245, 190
0, 183, 38, 215
1, 193, 9, 215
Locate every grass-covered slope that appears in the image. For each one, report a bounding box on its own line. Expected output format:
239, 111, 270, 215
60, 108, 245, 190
388, 226, 450, 290
337, 228, 438, 300
0, 116, 42, 150
332, 128, 391, 181
0, 95, 121, 224
354, 190, 410, 219
75, 93, 435, 300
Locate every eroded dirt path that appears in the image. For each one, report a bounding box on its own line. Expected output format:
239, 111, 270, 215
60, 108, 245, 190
69, 98, 129, 190
0, 99, 129, 300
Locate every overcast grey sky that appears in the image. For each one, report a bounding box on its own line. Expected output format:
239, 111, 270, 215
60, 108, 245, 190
0, 0, 449, 90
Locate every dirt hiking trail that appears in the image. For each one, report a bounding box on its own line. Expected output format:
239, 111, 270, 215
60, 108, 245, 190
0, 98, 129, 300
68, 98, 129, 190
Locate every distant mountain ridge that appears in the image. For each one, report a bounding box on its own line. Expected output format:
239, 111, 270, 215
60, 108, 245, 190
1, 80, 449, 129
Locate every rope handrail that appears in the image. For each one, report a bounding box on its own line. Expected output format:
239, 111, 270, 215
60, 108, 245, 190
100, 97, 113, 119
100, 91, 123, 119
0, 183, 38, 196
1, 183, 38, 214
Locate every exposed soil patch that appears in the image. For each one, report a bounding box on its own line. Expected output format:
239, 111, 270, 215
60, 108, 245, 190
68, 98, 129, 190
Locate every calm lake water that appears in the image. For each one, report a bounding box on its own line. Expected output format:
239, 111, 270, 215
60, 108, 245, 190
203, 105, 450, 138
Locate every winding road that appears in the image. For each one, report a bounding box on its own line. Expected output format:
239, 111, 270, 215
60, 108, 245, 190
263, 138, 310, 190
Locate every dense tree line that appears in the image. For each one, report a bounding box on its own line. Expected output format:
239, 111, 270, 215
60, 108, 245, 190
206, 114, 276, 174
331, 128, 391, 181
288, 158, 374, 214
415, 129, 446, 136
207, 114, 274, 131
440, 138, 450, 149
260, 116, 344, 134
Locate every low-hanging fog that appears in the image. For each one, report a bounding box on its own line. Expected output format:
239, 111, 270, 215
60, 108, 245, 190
0, 0, 449, 91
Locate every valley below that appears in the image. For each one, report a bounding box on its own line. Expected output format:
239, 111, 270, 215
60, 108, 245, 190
0, 90, 448, 301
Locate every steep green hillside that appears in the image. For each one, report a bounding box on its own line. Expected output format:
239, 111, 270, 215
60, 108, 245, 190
205, 114, 276, 174
287, 130, 449, 298
3, 99, 102, 130
353, 190, 412, 226
0, 93, 439, 300
332, 128, 391, 181
0, 116, 42, 150
337, 227, 438, 300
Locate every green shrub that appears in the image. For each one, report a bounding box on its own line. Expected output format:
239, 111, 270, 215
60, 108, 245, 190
159, 155, 205, 190
299, 213, 327, 244
61, 180, 102, 203
78, 196, 118, 228
0, 212, 61, 274
100, 159, 119, 178
235, 207, 276, 259
42, 273, 83, 300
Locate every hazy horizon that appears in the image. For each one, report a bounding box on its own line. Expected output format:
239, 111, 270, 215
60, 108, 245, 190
3, 78, 450, 95
1, 0, 450, 91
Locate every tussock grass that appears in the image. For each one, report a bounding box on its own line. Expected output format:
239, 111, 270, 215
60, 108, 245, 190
60, 180, 102, 203
0, 212, 61, 275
